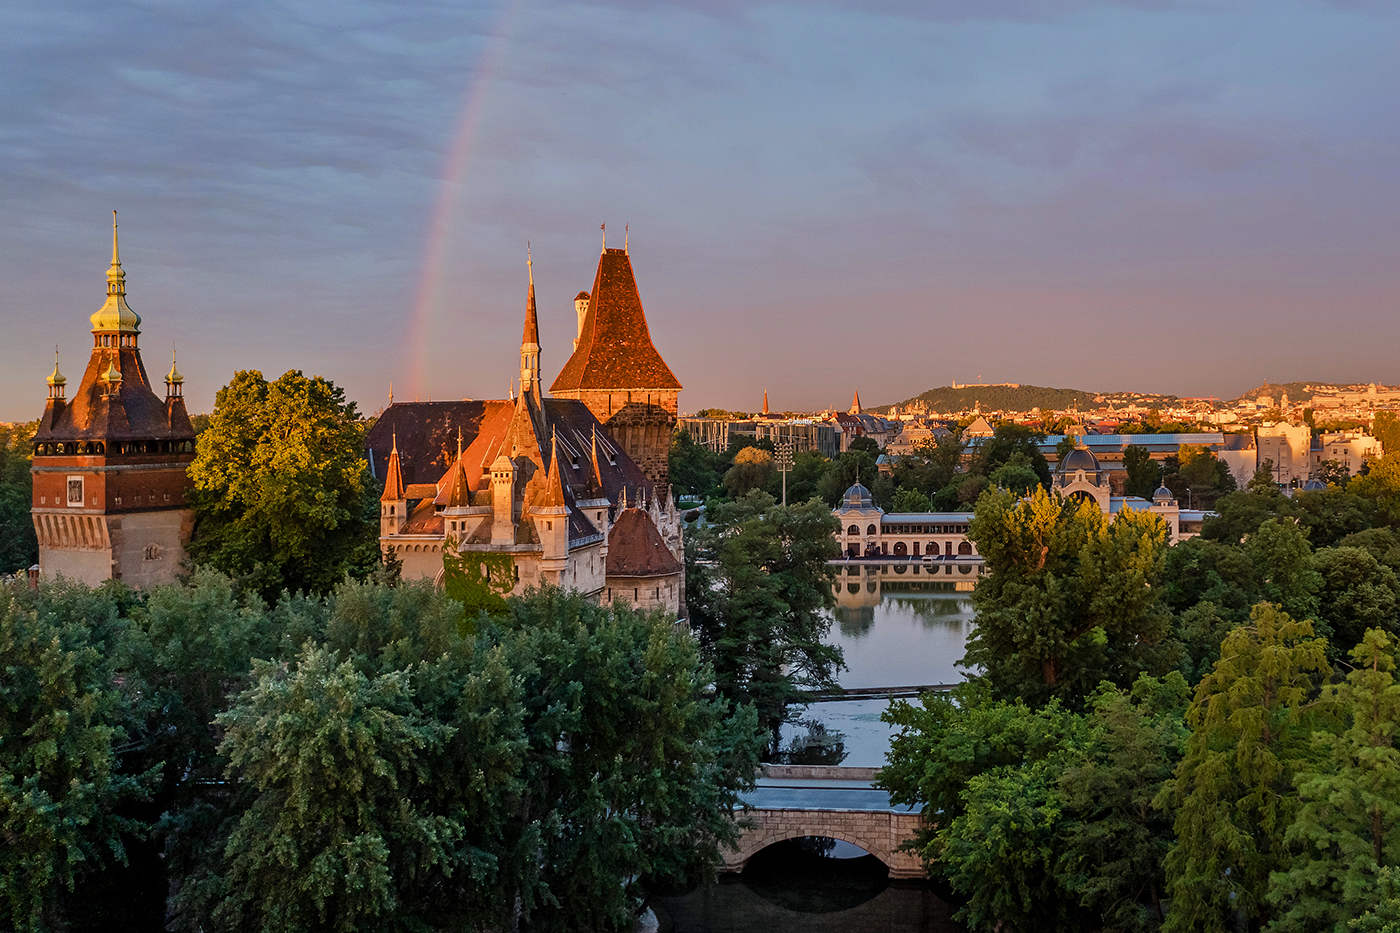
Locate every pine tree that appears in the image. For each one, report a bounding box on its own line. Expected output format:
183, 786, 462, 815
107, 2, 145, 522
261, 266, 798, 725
1158, 603, 1332, 933
1267, 629, 1400, 932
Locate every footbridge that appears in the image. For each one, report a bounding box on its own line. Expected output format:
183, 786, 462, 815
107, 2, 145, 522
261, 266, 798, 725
723, 765, 928, 879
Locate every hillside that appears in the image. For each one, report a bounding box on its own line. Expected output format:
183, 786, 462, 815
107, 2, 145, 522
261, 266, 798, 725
877, 384, 1178, 414
1228, 382, 1321, 404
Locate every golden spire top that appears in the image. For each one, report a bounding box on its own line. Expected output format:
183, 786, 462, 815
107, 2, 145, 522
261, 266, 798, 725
457, 425, 463, 459
107, 210, 125, 295
102, 358, 123, 385
47, 347, 66, 387
166, 348, 183, 385
92, 212, 141, 335
389, 381, 394, 406
392, 430, 398, 454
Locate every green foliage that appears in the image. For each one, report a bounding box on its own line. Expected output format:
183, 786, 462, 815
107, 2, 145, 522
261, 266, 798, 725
848, 435, 880, 454
890, 486, 932, 513
785, 449, 831, 504
1246, 518, 1322, 623
1314, 547, 1400, 656
1374, 411, 1400, 455
0, 421, 39, 573
441, 544, 514, 624
1340, 527, 1400, 573
721, 445, 777, 497
490, 589, 763, 931
964, 486, 1171, 704
0, 581, 143, 932
187, 370, 380, 600
1158, 604, 1333, 933
879, 674, 1189, 933
686, 490, 842, 740
1267, 629, 1400, 933
1351, 866, 1400, 932
668, 430, 723, 499
1349, 450, 1400, 525
988, 454, 1043, 495
969, 424, 1051, 489
816, 447, 879, 506
1124, 444, 1162, 499
1317, 458, 1353, 487
1164, 444, 1237, 511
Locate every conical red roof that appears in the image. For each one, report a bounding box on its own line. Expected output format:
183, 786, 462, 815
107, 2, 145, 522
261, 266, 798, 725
550, 249, 680, 392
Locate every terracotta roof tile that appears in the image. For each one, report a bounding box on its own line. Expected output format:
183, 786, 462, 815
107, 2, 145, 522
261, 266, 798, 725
606, 508, 682, 577
549, 249, 680, 393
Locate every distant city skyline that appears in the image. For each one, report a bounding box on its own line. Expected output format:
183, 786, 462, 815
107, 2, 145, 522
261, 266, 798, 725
3, 0, 1398, 422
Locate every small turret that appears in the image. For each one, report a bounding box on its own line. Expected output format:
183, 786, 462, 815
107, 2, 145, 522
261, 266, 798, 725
520, 246, 541, 400
165, 350, 184, 399
46, 349, 66, 401
100, 358, 123, 398
380, 433, 407, 537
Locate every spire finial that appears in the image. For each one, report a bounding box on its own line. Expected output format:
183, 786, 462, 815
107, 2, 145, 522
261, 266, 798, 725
165, 346, 183, 390
624, 224, 628, 252
601, 223, 606, 252
392, 430, 398, 454
389, 381, 394, 405
47, 345, 66, 397
104, 209, 127, 298
527, 241, 533, 286
112, 210, 119, 265
457, 425, 463, 459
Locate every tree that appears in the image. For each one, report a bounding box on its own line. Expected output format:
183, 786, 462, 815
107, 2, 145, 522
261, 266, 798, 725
816, 447, 879, 506
1313, 547, 1400, 655
1166, 445, 1237, 511
1245, 518, 1321, 625
1292, 486, 1378, 548
1373, 411, 1400, 454
848, 435, 880, 454
0, 421, 39, 573
988, 453, 1043, 495
721, 445, 776, 498
784, 449, 831, 505
1157, 603, 1333, 933
668, 430, 722, 500
1349, 449, 1400, 525
1250, 458, 1279, 492
210, 644, 469, 933
0, 581, 143, 932
1317, 458, 1352, 487
187, 370, 380, 599
970, 424, 1051, 488
891, 486, 932, 513
686, 490, 842, 740
964, 486, 1171, 704
879, 674, 1190, 933
1204, 484, 1294, 544
1124, 444, 1162, 500
492, 589, 762, 931
1267, 629, 1400, 933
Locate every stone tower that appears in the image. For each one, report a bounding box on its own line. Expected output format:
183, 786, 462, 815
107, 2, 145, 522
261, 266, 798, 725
30, 214, 196, 586
549, 246, 681, 487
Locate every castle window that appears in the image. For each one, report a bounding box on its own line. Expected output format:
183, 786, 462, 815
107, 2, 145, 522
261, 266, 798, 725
143, 544, 161, 561
66, 476, 83, 507
546, 521, 552, 530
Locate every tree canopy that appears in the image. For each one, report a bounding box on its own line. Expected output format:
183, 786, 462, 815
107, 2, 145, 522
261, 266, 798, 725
187, 370, 380, 599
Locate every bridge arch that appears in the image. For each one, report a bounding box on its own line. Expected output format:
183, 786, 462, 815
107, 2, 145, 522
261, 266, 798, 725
723, 809, 926, 879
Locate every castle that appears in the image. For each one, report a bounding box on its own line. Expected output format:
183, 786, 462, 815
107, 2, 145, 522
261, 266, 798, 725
30, 215, 197, 586
365, 244, 686, 616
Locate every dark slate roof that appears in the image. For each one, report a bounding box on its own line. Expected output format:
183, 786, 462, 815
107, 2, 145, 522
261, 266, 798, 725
550, 249, 681, 393
35, 348, 194, 442
606, 508, 682, 577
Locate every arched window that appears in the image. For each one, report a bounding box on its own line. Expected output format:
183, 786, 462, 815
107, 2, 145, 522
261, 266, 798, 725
893, 541, 907, 557
866, 524, 877, 536
958, 541, 973, 556
847, 524, 859, 536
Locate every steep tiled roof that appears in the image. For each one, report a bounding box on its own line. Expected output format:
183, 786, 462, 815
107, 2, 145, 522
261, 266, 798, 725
550, 249, 681, 393
35, 348, 194, 443
606, 508, 682, 577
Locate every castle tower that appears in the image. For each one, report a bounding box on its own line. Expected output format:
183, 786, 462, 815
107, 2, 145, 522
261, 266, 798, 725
549, 245, 681, 487
31, 214, 197, 586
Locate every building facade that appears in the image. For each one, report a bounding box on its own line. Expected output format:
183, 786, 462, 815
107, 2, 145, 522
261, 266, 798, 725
832, 481, 982, 564
31, 216, 196, 586
369, 246, 684, 616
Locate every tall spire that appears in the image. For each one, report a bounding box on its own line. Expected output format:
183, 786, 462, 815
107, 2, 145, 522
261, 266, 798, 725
91, 211, 141, 336
520, 244, 541, 397
381, 432, 405, 502
108, 210, 125, 296
850, 389, 862, 415
762, 389, 769, 415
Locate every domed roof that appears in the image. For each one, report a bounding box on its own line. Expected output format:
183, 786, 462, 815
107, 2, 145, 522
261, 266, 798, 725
1302, 478, 1327, 491
1058, 445, 1100, 474
841, 482, 875, 509
1153, 484, 1174, 501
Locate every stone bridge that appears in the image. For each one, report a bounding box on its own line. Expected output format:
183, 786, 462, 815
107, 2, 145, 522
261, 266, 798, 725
721, 765, 928, 880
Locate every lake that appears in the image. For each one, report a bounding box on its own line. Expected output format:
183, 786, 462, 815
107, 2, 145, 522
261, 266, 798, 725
653, 563, 978, 932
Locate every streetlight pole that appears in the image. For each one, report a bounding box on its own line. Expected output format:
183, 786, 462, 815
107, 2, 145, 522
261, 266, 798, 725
777, 442, 794, 506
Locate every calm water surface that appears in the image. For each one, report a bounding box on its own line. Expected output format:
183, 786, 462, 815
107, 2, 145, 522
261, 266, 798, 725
656, 564, 977, 932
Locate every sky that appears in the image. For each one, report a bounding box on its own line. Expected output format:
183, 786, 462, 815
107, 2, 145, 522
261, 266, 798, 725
2, 0, 1398, 421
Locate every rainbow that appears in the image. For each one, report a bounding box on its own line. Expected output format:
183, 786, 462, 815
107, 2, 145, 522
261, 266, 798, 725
404, 0, 524, 401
